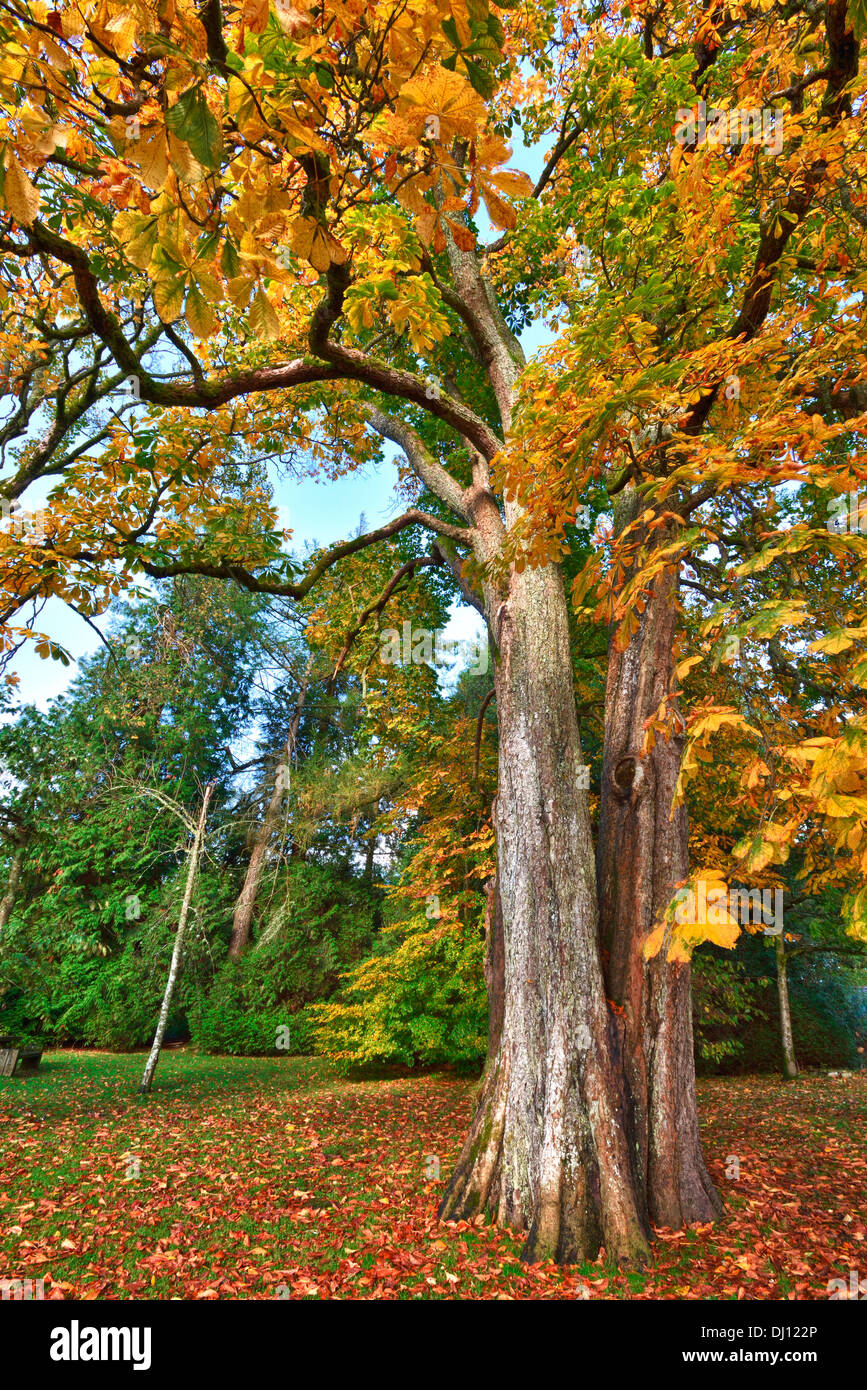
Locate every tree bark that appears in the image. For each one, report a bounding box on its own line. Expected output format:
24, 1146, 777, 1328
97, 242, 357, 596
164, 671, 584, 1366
596, 504, 722, 1229
228, 665, 311, 958
140, 782, 213, 1095
440, 562, 651, 1265
774, 933, 799, 1079
483, 872, 505, 1057
0, 840, 25, 933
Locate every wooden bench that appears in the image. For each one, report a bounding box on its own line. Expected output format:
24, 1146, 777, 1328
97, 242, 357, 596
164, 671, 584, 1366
0, 1040, 42, 1076
17, 1046, 42, 1074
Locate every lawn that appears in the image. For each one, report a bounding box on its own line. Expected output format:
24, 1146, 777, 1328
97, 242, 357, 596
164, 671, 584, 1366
1, 1051, 864, 1300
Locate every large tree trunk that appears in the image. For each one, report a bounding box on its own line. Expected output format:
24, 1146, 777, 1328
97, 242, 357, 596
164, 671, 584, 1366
774, 934, 799, 1079
440, 563, 650, 1265
596, 502, 722, 1229
228, 666, 311, 959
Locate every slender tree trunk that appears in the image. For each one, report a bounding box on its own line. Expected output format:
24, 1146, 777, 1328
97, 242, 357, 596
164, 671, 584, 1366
140, 783, 213, 1095
774, 933, 799, 1079
596, 502, 722, 1229
440, 563, 650, 1265
228, 666, 311, 958
0, 840, 25, 933
363, 836, 375, 881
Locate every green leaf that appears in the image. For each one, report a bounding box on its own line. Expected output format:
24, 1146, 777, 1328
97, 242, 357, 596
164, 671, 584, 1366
165, 88, 222, 171
850, 0, 867, 39
221, 237, 241, 279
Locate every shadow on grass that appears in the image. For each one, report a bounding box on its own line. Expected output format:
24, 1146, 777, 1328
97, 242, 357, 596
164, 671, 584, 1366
0, 1049, 337, 1121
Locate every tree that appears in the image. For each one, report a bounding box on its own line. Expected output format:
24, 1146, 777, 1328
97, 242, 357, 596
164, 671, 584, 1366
0, 0, 653, 1266
0, 571, 271, 1028
228, 656, 312, 958
139, 779, 214, 1094
0, 0, 864, 1264
314, 661, 497, 1072
772, 930, 799, 1079
499, 0, 865, 1228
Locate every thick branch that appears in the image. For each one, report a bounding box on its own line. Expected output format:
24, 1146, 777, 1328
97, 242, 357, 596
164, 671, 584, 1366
25, 223, 503, 458
365, 406, 469, 521
133, 508, 471, 597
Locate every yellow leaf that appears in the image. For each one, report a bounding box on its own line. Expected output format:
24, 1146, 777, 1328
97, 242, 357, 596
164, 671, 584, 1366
244, 0, 270, 32
479, 180, 516, 230
290, 216, 345, 272
153, 276, 187, 323
399, 67, 487, 142
130, 128, 169, 191
279, 114, 329, 154
821, 792, 867, 818
124, 220, 159, 270
249, 289, 280, 340
733, 833, 775, 872
643, 922, 667, 959
488, 169, 535, 199
807, 629, 854, 655
704, 917, 741, 948
273, 0, 312, 36
185, 284, 215, 338
104, 10, 138, 60
3, 153, 40, 226
168, 134, 206, 185
227, 274, 255, 309
675, 654, 704, 679
667, 939, 692, 963
448, 0, 472, 48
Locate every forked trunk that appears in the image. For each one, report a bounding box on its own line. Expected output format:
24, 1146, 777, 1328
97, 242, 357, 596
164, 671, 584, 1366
440, 563, 650, 1265
597, 505, 722, 1228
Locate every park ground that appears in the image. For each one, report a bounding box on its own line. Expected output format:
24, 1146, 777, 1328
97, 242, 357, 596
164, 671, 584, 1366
1, 1052, 865, 1300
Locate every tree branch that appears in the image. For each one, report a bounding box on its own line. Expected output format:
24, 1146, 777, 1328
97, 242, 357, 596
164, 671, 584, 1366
133, 508, 471, 598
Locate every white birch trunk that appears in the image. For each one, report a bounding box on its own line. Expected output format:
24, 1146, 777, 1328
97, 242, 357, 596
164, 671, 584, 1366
139, 783, 214, 1095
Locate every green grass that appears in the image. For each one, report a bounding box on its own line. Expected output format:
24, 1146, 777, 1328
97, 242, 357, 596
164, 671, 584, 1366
1, 1051, 865, 1299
